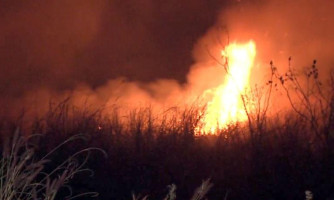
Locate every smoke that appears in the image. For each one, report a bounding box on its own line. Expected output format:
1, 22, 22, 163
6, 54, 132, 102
220, 0, 334, 81
1, 0, 334, 118
217, 0, 334, 112
0, 0, 227, 116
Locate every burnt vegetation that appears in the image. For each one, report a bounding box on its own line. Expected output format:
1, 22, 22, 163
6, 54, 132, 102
1, 60, 334, 200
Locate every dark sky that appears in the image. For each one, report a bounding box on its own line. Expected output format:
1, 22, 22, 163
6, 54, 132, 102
0, 0, 237, 98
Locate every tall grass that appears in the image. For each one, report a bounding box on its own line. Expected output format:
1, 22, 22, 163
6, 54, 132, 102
0, 127, 106, 200
0, 60, 334, 199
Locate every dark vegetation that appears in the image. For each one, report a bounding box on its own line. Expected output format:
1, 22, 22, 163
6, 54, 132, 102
1, 61, 334, 200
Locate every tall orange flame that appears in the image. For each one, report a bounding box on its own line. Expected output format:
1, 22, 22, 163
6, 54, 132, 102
197, 40, 256, 134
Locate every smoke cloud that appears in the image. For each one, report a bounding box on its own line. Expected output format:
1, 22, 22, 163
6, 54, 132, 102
1, 0, 334, 118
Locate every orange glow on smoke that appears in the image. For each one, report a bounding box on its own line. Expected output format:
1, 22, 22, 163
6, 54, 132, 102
197, 41, 256, 134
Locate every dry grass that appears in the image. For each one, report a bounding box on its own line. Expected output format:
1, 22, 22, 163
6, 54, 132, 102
0, 60, 333, 199
0, 128, 106, 200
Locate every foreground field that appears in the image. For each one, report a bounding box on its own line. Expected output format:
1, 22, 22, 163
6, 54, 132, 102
1, 101, 334, 200
1, 67, 334, 199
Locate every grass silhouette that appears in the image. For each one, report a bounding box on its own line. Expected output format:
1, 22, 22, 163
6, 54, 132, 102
0, 60, 334, 199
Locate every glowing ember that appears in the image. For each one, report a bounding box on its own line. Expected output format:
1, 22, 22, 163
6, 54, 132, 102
197, 40, 256, 134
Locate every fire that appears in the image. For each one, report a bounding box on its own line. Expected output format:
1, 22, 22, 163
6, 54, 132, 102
197, 41, 256, 134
